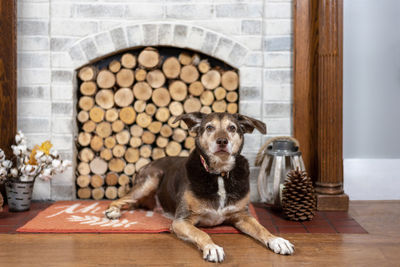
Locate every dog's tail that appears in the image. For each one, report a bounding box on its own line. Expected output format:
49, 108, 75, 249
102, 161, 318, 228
255, 136, 300, 166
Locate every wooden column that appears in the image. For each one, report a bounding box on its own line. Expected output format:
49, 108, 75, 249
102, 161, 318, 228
294, 0, 348, 210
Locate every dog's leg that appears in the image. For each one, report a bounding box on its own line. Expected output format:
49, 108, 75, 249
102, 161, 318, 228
232, 212, 294, 255
171, 219, 225, 263
105, 169, 162, 220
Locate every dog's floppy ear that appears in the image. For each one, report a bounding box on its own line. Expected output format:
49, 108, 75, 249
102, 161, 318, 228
234, 114, 267, 134
173, 112, 205, 132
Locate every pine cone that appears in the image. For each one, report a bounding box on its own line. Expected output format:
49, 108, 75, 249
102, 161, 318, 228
281, 169, 316, 221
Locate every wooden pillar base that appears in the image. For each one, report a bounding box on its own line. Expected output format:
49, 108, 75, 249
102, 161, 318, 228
316, 193, 349, 211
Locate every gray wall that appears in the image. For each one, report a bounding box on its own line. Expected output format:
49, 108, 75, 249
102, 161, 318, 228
344, 0, 400, 158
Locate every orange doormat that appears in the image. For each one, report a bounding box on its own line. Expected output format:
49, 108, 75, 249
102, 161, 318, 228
17, 201, 258, 234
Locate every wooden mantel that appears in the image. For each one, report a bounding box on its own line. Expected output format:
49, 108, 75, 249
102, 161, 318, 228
293, 0, 349, 210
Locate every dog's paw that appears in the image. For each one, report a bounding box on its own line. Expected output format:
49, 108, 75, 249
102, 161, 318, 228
203, 244, 225, 263
105, 207, 121, 220
267, 237, 294, 255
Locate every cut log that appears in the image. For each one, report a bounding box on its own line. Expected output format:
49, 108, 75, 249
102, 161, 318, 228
134, 100, 146, 113
105, 108, 119, 122
118, 174, 130, 186
82, 120, 96, 133
130, 125, 143, 137
77, 187, 91, 199
95, 90, 114, 109
124, 163, 136, 176
133, 82, 152, 101
179, 52, 192, 65
129, 137, 142, 148
116, 68, 134, 87
214, 87, 226, 101
169, 101, 184, 116
221, 70, 239, 91
226, 91, 238, 103
97, 70, 116, 89
89, 106, 105, 123
125, 147, 139, 163
77, 175, 90, 188
180, 120, 188, 130
139, 145, 152, 158
121, 53, 137, 69
200, 106, 212, 114
162, 57, 181, 79
109, 60, 121, 73
138, 47, 160, 69
179, 150, 190, 157
169, 81, 187, 101
112, 144, 126, 158
78, 148, 95, 162
183, 97, 201, 113
108, 158, 126, 173
91, 174, 104, 188
112, 120, 125, 133
136, 112, 152, 128
184, 136, 195, 150
160, 125, 173, 138
116, 130, 130, 145
180, 65, 199, 83
78, 132, 92, 147
152, 87, 171, 107
198, 60, 210, 74
172, 128, 187, 143
201, 70, 221, 90
120, 107, 136, 125
77, 110, 89, 123
200, 90, 214, 106
156, 136, 169, 148
152, 147, 166, 160
142, 131, 156, 144
188, 81, 204, 96
135, 158, 150, 171
105, 172, 118, 186
79, 96, 94, 111
148, 121, 162, 134
78, 66, 96, 81
155, 107, 170, 122
78, 162, 90, 175
100, 148, 113, 161
166, 141, 182, 156
90, 135, 103, 152
96, 122, 112, 138
145, 103, 157, 116
168, 117, 179, 128
104, 136, 116, 149
90, 157, 108, 175
192, 54, 201, 66
146, 69, 166, 88
135, 69, 147, 81
118, 185, 130, 198
212, 100, 227, 113
105, 186, 118, 200
92, 187, 105, 200
114, 88, 134, 107
80, 81, 97, 96
227, 103, 238, 114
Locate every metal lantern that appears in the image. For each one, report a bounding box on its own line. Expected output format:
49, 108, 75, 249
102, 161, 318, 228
257, 138, 305, 208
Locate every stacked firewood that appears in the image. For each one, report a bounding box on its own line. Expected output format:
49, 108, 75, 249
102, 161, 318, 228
76, 47, 239, 200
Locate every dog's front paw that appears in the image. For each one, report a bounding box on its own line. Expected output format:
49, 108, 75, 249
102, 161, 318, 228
267, 237, 294, 255
105, 206, 121, 220
203, 244, 225, 263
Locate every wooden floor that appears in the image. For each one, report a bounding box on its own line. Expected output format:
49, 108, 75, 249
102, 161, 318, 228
0, 201, 399, 266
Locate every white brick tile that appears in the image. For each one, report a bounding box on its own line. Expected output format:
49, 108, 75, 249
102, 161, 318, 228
143, 24, 159, 46
75, 4, 125, 18
18, 69, 51, 86
166, 4, 214, 19
51, 3, 74, 18
18, 20, 49, 36
239, 67, 262, 86
264, 103, 292, 118
264, 69, 292, 84
51, 134, 74, 151
194, 20, 241, 36
17, 100, 51, 117
51, 20, 98, 37
125, 4, 164, 19
94, 32, 115, 56
32, 178, 51, 200
239, 101, 262, 118
126, 24, 143, 47
265, 118, 292, 134
186, 26, 205, 51
264, 19, 293, 36
265, 2, 292, 19
213, 37, 234, 63
110, 27, 128, 50
51, 85, 74, 100
52, 52, 74, 68
216, 3, 263, 18
18, 118, 51, 133
158, 24, 173, 46
264, 84, 292, 102
52, 102, 73, 116
264, 52, 292, 68
52, 117, 74, 134
18, 85, 50, 99
51, 184, 75, 200
18, 52, 50, 68
18, 36, 50, 51
241, 20, 262, 35
18, 2, 49, 19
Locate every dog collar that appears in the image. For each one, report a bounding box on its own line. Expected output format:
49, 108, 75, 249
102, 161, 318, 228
200, 154, 228, 177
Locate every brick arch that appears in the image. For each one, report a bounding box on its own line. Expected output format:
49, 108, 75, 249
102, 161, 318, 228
68, 22, 250, 70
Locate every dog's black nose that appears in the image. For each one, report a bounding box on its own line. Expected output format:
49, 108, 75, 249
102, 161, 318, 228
216, 137, 228, 146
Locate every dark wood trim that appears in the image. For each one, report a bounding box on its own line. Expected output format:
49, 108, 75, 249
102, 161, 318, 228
293, 0, 348, 210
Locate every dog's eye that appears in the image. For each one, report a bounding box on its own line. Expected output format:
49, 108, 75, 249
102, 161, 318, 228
228, 125, 236, 132
206, 125, 215, 132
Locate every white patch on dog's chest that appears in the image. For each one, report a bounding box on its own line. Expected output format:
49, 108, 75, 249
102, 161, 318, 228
217, 176, 226, 209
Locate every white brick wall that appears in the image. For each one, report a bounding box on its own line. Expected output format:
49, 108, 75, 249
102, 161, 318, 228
17, 0, 294, 201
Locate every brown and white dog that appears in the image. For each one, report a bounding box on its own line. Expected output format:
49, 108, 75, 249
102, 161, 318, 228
105, 112, 294, 262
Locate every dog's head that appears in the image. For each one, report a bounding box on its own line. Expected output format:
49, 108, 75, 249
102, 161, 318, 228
174, 112, 266, 173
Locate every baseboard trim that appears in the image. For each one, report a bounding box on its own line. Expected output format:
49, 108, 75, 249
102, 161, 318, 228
344, 159, 400, 200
